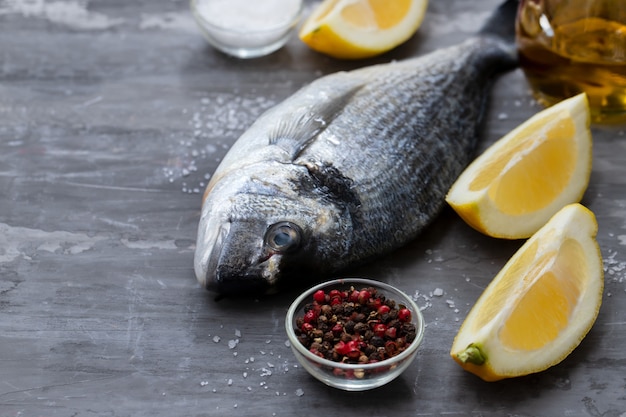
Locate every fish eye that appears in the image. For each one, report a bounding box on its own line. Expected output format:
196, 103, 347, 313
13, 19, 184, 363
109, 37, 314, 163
264, 222, 302, 253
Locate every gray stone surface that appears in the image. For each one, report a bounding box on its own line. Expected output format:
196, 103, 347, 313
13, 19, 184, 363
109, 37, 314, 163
1, 0, 625, 416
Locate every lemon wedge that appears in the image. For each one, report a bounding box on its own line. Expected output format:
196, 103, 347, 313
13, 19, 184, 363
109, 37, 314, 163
299, 0, 428, 59
445, 93, 592, 239
450, 203, 604, 382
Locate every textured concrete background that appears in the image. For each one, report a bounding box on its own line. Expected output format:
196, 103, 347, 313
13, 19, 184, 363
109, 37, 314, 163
1, 0, 625, 416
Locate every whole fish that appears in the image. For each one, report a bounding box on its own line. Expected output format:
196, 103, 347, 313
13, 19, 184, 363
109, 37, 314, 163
194, 0, 519, 295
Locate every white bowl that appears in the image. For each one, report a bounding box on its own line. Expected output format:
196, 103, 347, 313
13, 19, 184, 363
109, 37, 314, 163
285, 278, 425, 391
190, 0, 303, 58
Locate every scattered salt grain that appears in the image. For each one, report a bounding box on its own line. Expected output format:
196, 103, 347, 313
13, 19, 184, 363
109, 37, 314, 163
603, 250, 626, 283
168, 94, 277, 194
433, 288, 444, 297
213, 335, 221, 343
295, 388, 304, 397
235, 329, 242, 337
227, 379, 233, 386
200, 381, 209, 386
228, 339, 239, 349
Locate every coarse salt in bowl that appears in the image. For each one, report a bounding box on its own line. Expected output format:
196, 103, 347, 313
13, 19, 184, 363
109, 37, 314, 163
285, 278, 425, 391
190, 0, 303, 58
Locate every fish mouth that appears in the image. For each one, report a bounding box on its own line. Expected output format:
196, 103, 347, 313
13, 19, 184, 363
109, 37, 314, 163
210, 262, 280, 295
194, 222, 281, 295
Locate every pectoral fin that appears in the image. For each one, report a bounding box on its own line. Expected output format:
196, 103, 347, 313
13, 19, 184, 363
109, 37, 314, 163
268, 84, 363, 160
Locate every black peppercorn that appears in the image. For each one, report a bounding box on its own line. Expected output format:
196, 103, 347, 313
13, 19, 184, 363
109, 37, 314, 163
294, 285, 415, 364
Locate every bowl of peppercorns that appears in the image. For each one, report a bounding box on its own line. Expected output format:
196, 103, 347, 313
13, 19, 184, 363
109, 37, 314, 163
285, 278, 425, 391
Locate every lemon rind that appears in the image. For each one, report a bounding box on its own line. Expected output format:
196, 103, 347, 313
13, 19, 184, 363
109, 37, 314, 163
299, 0, 428, 55
450, 204, 604, 381
446, 93, 592, 239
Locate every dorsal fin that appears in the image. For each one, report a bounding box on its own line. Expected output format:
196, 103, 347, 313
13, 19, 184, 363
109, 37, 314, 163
268, 84, 363, 160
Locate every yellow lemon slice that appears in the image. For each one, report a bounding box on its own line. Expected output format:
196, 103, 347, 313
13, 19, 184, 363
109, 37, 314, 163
299, 0, 428, 59
445, 93, 592, 239
450, 203, 604, 382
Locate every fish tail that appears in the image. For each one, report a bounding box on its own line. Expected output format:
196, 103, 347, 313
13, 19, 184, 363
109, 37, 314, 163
477, 0, 520, 64
479, 0, 519, 41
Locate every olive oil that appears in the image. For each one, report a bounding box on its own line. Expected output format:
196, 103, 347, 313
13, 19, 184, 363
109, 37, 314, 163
517, 1, 626, 123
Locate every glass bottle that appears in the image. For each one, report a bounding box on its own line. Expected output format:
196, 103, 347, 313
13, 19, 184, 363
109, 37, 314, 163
516, 0, 626, 123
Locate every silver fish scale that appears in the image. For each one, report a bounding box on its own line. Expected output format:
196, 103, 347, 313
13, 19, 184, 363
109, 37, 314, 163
290, 37, 515, 269
228, 184, 323, 223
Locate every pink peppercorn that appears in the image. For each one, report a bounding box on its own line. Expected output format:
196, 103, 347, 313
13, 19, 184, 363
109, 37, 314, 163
357, 290, 371, 304
378, 304, 391, 315
313, 290, 326, 303
303, 309, 318, 323
330, 296, 343, 306
373, 323, 387, 338
398, 308, 411, 322
335, 340, 361, 358
329, 289, 342, 299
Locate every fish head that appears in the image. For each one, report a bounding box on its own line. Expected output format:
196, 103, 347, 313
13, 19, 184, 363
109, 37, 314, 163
194, 162, 353, 295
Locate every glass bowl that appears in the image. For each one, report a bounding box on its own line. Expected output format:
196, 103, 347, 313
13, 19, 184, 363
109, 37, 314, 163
285, 278, 425, 391
190, 0, 303, 59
